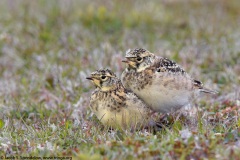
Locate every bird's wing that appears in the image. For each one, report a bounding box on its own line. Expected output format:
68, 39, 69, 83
151, 57, 186, 74
152, 57, 217, 94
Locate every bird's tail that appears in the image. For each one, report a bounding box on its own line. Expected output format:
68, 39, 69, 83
200, 87, 218, 94
193, 79, 218, 94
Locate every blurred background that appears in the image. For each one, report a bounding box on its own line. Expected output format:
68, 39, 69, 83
0, 0, 239, 118
0, 0, 239, 117
0, 0, 239, 156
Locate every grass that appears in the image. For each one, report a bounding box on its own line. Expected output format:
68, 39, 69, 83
0, 0, 240, 159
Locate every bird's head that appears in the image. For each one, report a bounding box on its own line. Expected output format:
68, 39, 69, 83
86, 69, 118, 91
122, 48, 154, 72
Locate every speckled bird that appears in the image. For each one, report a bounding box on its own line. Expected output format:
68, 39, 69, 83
86, 69, 156, 129
121, 48, 217, 113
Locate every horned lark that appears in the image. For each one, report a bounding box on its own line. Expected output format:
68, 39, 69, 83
86, 69, 155, 129
121, 48, 217, 113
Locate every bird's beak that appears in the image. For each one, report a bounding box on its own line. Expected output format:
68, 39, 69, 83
122, 56, 137, 63
86, 76, 101, 87
86, 77, 93, 80
121, 58, 137, 68
122, 59, 129, 63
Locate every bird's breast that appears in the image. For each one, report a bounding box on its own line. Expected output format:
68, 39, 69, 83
131, 81, 192, 113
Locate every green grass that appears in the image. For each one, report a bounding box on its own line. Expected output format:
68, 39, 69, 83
0, 0, 240, 159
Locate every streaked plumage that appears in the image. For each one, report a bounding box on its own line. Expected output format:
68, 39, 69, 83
87, 69, 155, 129
121, 48, 217, 113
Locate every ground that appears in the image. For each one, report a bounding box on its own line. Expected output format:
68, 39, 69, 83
0, 0, 240, 159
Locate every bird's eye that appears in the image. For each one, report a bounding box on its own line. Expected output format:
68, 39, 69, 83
136, 57, 142, 62
101, 76, 107, 80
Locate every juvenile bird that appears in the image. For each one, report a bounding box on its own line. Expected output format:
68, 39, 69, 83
121, 48, 217, 113
87, 69, 155, 129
